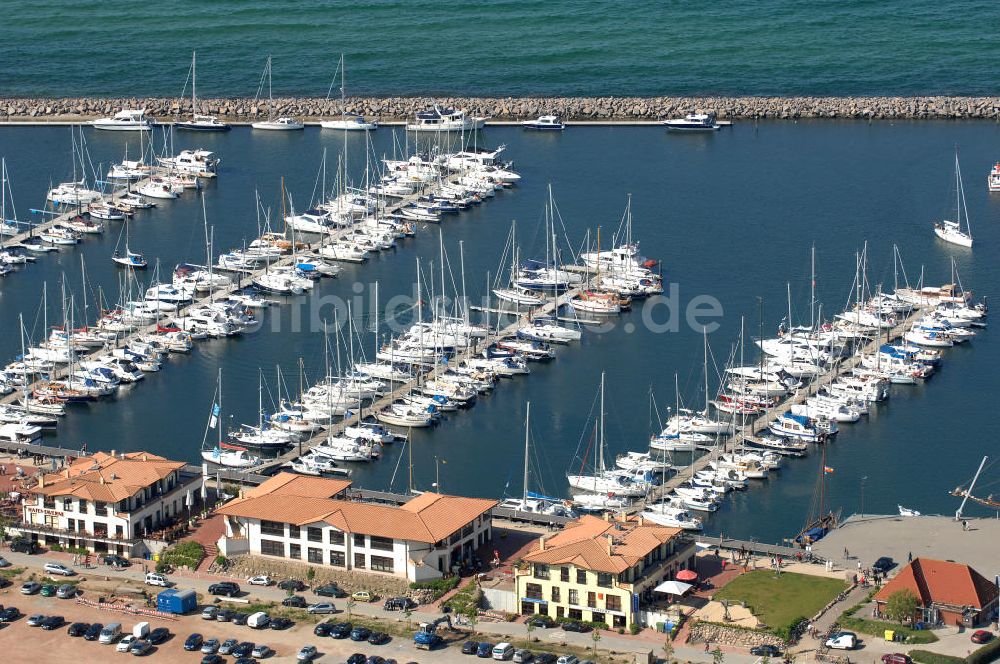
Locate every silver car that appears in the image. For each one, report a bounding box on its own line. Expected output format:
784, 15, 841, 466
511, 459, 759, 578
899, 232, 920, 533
56, 584, 76, 599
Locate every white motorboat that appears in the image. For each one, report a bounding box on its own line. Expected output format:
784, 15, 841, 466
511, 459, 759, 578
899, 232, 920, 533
138, 178, 181, 199
615, 450, 673, 475
406, 105, 486, 132
202, 444, 260, 468
898, 505, 921, 517
158, 149, 221, 177
744, 435, 808, 456
663, 112, 721, 131
107, 160, 149, 181
641, 501, 703, 530
522, 115, 565, 130
493, 286, 546, 307
517, 319, 581, 343
570, 291, 621, 314
769, 412, 830, 442
90, 109, 155, 131
374, 403, 436, 427
933, 151, 973, 248
571, 493, 630, 512
41, 224, 81, 245
989, 162, 1000, 192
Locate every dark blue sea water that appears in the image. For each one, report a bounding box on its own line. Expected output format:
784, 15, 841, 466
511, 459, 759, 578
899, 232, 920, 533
3, 1, 1000, 98
0, 122, 997, 543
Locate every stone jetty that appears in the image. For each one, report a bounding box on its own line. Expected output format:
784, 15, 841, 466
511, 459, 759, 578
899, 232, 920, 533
3, 95, 1000, 122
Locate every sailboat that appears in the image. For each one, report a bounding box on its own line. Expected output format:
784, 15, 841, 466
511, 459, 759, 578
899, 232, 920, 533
567, 374, 647, 508
201, 369, 261, 468
320, 54, 377, 131
111, 222, 147, 269
791, 444, 840, 547
175, 52, 231, 132
498, 402, 578, 518
251, 56, 304, 131
933, 151, 973, 248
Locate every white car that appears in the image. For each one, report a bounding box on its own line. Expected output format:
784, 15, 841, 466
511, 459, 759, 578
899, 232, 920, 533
116, 635, 137, 653
825, 632, 857, 650
43, 562, 75, 576
248, 574, 272, 586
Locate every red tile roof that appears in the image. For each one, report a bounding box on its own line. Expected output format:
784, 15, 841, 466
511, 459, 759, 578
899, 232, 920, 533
875, 558, 999, 610
30, 452, 185, 502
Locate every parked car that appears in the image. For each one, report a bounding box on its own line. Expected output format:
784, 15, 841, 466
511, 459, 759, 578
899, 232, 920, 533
248, 575, 272, 586
235, 658, 259, 664
534, 654, 558, 664
247, 612, 271, 629
368, 631, 390, 645
513, 649, 534, 663
277, 579, 305, 592
493, 642, 515, 660
201, 656, 225, 664
233, 641, 256, 657
269, 617, 294, 630
26, 613, 46, 626
252, 644, 273, 658
20, 582, 41, 595
231, 612, 249, 626
881, 654, 912, 664
148, 627, 170, 644
67, 622, 90, 637
560, 621, 591, 633
144, 573, 168, 587
282, 595, 307, 608
0, 556, 10, 567
99, 622, 123, 644
184, 633, 205, 651
314, 622, 333, 637
10, 538, 39, 554
41, 615, 65, 630
116, 635, 136, 652
0, 607, 21, 623
463, 641, 481, 655
307, 603, 336, 614
202, 638, 221, 654
350, 626, 372, 641
297, 645, 319, 662
43, 562, 75, 576
314, 584, 347, 598
971, 630, 994, 644
825, 631, 857, 650
129, 639, 153, 656
40, 584, 57, 597
102, 554, 131, 568
383, 597, 417, 611
351, 590, 374, 602
201, 606, 219, 620
84, 623, 104, 640
208, 582, 241, 597
751, 645, 782, 657
216, 609, 235, 622
555, 656, 579, 664
478, 642, 496, 657
872, 557, 895, 573
56, 584, 76, 599
347, 655, 368, 664
219, 638, 240, 654
329, 622, 353, 639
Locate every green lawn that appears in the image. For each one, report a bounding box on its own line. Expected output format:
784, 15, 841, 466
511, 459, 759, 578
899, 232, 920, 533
714, 570, 848, 631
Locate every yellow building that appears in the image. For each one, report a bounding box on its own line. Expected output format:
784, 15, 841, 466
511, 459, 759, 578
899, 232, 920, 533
514, 514, 696, 630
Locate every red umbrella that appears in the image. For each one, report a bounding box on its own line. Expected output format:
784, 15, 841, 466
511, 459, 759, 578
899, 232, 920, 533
676, 569, 698, 582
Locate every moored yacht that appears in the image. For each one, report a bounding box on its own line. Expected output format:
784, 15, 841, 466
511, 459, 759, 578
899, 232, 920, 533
522, 115, 565, 130
90, 109, 156, 131
406, 105, 486, 132
663, 112, 720, 131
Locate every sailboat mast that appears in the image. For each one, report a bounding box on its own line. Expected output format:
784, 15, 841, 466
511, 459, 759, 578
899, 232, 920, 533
191, 51, 197, 117
217, 368, 223, 448
523, 402, 531, 502
598, 373, 605, 473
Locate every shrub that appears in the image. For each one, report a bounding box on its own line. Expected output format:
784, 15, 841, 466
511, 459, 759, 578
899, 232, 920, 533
967, 637, 1000, 664
214, 555, 228, 568
771, 615, 807, 642
884, 589, 919, 623
409, 576, 460, 599
629, 623, 640, 635
159, 541, 205, 570
909, 651, 966, 664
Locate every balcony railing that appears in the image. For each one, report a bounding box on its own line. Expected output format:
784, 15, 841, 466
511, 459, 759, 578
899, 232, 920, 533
16, 521, 137, 544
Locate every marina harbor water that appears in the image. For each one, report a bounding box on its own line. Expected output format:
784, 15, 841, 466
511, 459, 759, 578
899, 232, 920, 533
0, 122, 996, 544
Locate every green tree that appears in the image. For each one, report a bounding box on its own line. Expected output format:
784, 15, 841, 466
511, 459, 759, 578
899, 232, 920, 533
885, 589, 919, 623
591, 629, 602, 656
525, 620, 536, 646
345, 597, 357, 620
465, 606, 478, 636
306, 568, 316, 583
711, 646, 725, 664
662, 638, 674, 663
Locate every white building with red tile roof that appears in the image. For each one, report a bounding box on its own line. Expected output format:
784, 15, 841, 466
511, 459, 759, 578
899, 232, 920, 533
15, 451, 202, 558
215, 472, 497, 582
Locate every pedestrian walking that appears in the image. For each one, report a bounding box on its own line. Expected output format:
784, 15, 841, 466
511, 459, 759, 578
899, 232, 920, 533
907, 551, 912, 563
705, 641, 711, 652
857, 560, 862, 571
844, 547, 850, 559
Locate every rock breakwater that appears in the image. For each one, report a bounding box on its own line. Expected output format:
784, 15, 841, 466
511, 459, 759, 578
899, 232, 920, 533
3, 96, 1000, 122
